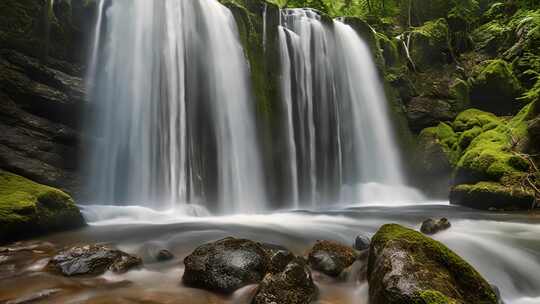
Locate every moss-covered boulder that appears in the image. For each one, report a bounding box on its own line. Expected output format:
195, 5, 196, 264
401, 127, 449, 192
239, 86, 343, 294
409, 19, 453, 71
417, 102, 539, 210
469, 60, 524, 115
450, 182, 536, 210
0, 170, 85, 243
368, 224, 498, 304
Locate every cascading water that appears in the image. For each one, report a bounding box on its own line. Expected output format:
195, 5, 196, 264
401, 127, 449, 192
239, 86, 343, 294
85, 0, 266, 214
278, 9, 423, 207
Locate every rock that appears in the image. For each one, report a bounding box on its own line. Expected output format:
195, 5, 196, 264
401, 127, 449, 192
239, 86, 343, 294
353, 234, 371, 251
182, 237, 270, 293
0, 50, 84, 194
307, 240, 357, 277
47, 244, 142, 276
409, 19, 452, 71
406, 97, 455, 132
469, 60, 524, 116
156, 249, 174, 262
368, 224, 498, 304
267, 248, 295, 274
0, 170, 85, 243
253, 257, 317, 304
420, 218, 451, 235
450, 182, 536, 210
416, 123, 455, 176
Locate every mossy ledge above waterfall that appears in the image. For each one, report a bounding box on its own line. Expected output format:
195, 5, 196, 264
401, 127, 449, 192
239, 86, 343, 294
0, 170, 85, 243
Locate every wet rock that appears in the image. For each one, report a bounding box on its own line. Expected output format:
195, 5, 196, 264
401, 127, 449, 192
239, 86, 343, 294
307, 240, 357, 277
368, 224, 498, 304
261, 243, 295, 274
353, 234, 371, 251
253, 257, 317, 304
420, 218, 451, 235
182, 237, 269, 293
406, 96, 455, 132
156, 249, 174, 262
268, 249, 295, 274
47, 245, 142, 276
0, 50, 84, 194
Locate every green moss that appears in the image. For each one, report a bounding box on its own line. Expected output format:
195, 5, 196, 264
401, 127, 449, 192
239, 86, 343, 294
414, 290, 457, 304
451, 181, 536, 210
0, 170, 84, 242
452, 108, 501, 132
409, 18, 452, 70
370, 224, 497, 304
458, 126, 482, 149
469, 60, 523, 115
449, 79, 470, 111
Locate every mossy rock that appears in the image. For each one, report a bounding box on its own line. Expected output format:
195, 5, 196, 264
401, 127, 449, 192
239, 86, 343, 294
452, 108, 501, 132
368, 224, 498, 304
450, 181, 536, 210
0, 170, 85, 243
409, 19, 452, 71
449, 78, 471, 111
469, 60, 524, 115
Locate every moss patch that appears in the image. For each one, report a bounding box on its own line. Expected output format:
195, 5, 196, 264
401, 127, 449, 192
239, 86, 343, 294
450, 181, 536, 210
0, 170, 85, 243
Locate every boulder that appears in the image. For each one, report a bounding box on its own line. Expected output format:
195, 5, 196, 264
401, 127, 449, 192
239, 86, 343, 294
450, 182, 536, 210
353, 234, 371, 251
406, 96, 455, 132
420, 218, 451, 235
307, 240, 357, 277
253, 257, 317, 304
268, 249, 295, 273
409, 19, 452, 71
368, 224, 498, 304
469, 60, 524, 116
0, 170, 85, 243
47, 244, 142, 276
182, 237, 270, 293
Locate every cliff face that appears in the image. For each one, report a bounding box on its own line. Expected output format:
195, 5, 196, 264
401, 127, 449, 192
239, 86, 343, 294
0, 0, 95, 196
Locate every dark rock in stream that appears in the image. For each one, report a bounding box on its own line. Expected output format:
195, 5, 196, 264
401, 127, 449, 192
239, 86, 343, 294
420, 218, 451, 235
262, 242, 295, 274
156, 249, 174, 262
353, 234, 371, 251
307, 240, 358, 277
253, 257, 317, 304
47, 245, 142, 276
368, 224, 498, 304
182, 237, 270, 294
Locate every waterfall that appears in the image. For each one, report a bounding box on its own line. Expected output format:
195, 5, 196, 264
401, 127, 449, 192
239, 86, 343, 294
279, 9, 422, 207
85, 0, 267, 214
